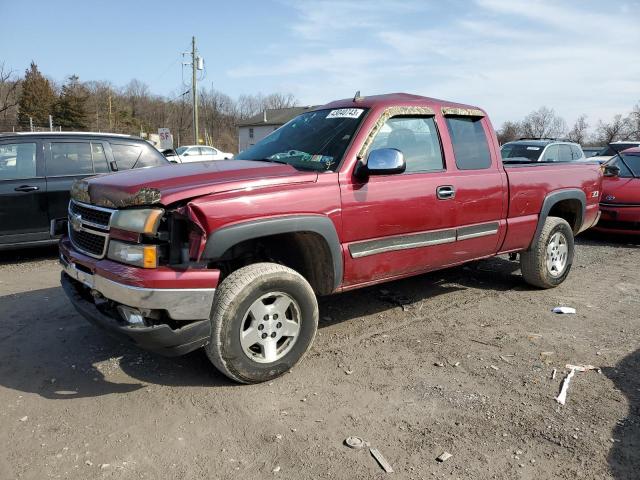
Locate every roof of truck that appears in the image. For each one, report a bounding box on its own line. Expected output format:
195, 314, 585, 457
319, 92, 487, 115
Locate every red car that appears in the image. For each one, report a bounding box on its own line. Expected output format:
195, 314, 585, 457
596, 147, 640, 235
58, 93, 602, 383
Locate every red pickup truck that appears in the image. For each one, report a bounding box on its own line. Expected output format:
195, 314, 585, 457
59, 93, 602, 383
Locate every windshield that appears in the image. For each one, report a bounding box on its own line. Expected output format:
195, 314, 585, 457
235, 108, 368, 171
175, 146, 188, 155
598, 143, 640, 157
500, 143, 543, 161
608, 153, 640, 178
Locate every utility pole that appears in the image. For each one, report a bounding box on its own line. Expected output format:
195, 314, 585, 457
49, 115, 53, 132
182, 37, 204, 145
29, 117, 33, 132
191, 36, 199, 145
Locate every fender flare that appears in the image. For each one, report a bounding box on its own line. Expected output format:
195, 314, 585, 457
531, 189, 586, 248
202, 215, 343, 291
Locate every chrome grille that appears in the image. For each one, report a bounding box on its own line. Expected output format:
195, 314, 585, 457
69, 201, 112, 228
68, 200, 114, 258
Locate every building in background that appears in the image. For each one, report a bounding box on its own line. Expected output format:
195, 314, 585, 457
237, 106, 315, 153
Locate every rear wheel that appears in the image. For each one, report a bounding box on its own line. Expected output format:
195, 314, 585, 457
520, 216, 574, 288
205, 262, 318, 384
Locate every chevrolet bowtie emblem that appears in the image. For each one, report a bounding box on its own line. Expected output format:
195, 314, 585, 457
70, 213, 83, 232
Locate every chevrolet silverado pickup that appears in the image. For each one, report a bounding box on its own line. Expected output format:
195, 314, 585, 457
59, 93, 602, 383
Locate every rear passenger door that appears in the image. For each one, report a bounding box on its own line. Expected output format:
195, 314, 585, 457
0, 140, 49, 244
45, 140, 105, 225
442, 115, 506, 262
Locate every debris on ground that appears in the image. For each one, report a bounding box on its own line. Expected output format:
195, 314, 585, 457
552, 368, 557, 380
379, 290, 412, 311
566, 363, 601, 373
19, 416, 28, 422
552, 306, 576, 314
436, 452, 453, 462
344, 436, 369, 449
370, 447, 394, 473
434, 362, 445, 367
555, 363, 600, 405
272, 466, 281, 473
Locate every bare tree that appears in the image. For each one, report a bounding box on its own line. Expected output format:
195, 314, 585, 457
497, 120, 522, 145
594, 114, 630, 144
0, 62, 20, 117
566, 115, 589, 144
520, 106, 567, 139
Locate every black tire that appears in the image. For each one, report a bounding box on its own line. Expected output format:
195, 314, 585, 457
520, 216, 574, 289
205, 262, 318, 384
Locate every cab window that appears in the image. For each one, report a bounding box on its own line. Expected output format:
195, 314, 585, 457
445, 117, 491, 170
368, 116, 444, 173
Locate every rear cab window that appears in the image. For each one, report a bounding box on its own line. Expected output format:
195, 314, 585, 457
445, 116, 492, 170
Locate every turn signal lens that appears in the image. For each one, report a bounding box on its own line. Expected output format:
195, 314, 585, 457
107, 240, 158, 268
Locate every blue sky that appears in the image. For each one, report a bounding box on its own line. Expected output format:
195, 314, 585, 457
1, 0, 639, 126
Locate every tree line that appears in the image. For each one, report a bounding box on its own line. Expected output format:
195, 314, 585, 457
2, 60, 639, 151
497, 104, 640, 146
0, 61, 298, 153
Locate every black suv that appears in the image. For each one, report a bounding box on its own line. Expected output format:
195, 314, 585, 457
0, 132, 169, 250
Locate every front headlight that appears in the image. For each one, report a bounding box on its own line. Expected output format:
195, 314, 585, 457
108, 240, 158, 268
111, 208, 164, 234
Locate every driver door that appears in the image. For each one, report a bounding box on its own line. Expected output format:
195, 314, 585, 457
340, 115, 459, 286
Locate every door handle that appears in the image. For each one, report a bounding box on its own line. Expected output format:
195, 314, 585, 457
14, 185, 39, 192
436, 185, 455, 200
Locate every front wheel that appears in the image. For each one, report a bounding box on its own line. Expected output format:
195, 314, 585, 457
520, 216, 574, 288
205, 263, 318, 384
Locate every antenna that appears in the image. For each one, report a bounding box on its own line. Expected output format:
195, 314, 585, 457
353, 90, 363, 102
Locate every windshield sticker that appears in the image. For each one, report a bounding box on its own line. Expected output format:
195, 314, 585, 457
526, 147, 541, 150
326, 108, 364, 119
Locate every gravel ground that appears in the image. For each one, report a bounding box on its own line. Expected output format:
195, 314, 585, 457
0, 233, 638, 480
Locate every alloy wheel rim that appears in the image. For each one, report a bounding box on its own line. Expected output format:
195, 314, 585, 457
239, 292, 301, 364
546, 231, 568, 277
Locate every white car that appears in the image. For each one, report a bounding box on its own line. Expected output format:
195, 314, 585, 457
172, 145, 233, 162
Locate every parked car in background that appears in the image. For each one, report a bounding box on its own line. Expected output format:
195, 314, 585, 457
582, 146, 605, 158
165, 145, 233, 163
588, 141, 640, 163
59, 92, 602, 384
0, 132, 170, 250
501, 138, 585, 163
595, 147, 640, 235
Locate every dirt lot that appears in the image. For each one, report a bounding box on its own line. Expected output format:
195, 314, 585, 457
0, 234, 638, 480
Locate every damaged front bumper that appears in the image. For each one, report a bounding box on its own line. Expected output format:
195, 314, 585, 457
59, 240, 218, 356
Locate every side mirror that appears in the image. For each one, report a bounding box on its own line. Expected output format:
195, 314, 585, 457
357, 148, 406, 177
603, 164, 620, 177
182, 152, 189, 156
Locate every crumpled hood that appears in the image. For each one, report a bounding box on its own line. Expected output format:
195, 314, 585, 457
601, 177, 640, 205
71, 160, 318, 208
